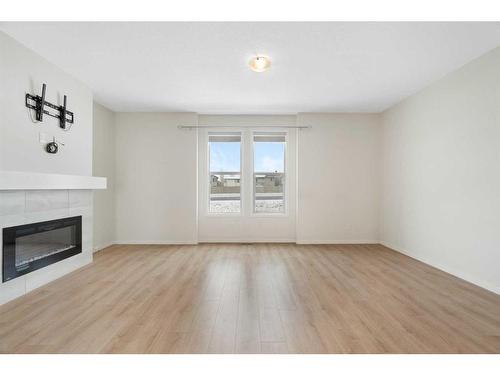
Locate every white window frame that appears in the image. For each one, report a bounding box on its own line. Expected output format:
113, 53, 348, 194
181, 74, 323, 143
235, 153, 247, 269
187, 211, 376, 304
250, 130, 288, 217
203, 128, 289, 218
206, 131, 243, 216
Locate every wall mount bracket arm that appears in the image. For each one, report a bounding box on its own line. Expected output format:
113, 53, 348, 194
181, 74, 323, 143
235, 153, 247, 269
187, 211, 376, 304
25, 83, 74, 129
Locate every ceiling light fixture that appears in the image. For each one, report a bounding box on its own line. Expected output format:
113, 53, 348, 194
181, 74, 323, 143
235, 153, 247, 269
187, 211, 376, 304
249, 55, 271, 72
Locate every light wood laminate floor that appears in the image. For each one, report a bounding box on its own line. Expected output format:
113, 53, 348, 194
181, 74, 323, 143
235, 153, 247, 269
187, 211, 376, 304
1, 244, 499, 353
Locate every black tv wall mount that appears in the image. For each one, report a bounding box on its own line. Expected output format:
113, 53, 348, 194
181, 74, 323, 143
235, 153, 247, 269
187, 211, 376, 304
25, 83, 74, 129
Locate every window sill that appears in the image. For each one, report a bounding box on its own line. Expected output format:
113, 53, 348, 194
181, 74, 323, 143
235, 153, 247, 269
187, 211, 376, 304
205, 212, 243, 217
203, 212, 288, 218
250, 212, 288, 218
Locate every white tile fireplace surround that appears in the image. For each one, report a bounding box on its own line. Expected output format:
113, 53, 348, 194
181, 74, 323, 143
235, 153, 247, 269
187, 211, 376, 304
0, 172, 106, 305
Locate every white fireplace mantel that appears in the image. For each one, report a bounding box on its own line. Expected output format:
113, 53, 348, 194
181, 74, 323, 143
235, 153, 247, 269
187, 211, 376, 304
0, 171, 107, 190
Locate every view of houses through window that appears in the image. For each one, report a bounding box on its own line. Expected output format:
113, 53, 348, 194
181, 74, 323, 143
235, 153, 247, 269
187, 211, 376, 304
253, 133, 285, 213
208, 131, 286, 214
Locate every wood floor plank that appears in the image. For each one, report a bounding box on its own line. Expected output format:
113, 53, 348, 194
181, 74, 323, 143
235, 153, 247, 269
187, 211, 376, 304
260, 342, 289, 354
0, 243, 499, 354
207, 254, 241, 354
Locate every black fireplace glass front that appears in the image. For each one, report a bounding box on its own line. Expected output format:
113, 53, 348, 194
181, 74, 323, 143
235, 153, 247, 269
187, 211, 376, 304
2, 216, 82, 282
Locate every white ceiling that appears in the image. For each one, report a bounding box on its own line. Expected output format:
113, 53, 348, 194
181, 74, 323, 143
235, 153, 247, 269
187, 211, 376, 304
1, 22, 500, 114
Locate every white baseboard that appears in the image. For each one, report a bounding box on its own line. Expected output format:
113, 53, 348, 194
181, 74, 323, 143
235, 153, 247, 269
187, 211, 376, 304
197, 238, 296, 243
380, 241, 500, 296
295, 239, 378, 244
114, 240, 198, 245
112, 239, 376, 245
93, 241, 116, 253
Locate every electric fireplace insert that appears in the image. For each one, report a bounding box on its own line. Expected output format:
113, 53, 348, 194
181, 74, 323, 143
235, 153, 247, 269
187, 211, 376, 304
2, 216, 82, 282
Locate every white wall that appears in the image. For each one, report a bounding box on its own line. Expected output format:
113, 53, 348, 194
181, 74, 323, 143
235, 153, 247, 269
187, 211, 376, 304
380, 47, 500, 294
114, 112, 198, 244
296, 113, 381, 243
0, 31, 93, 175
197, 115, 297, 242
0, 33, 95, 304
110, 113, 382, 245
93, 102, 116, 251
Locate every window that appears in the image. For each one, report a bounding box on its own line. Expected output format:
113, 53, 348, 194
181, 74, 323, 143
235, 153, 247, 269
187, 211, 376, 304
253, 132, 286, 213
208, 133, 241, 213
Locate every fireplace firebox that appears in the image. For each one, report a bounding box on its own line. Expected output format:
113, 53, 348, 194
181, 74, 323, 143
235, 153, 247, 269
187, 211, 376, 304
2, 216, 82, 282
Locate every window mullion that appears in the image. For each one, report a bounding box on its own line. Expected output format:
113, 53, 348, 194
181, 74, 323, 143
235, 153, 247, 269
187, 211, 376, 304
242, 128, 252, 216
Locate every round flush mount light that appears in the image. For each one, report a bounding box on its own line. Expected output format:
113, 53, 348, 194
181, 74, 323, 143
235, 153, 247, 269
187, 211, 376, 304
249, 55, 271, 72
